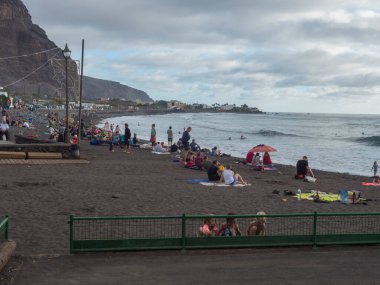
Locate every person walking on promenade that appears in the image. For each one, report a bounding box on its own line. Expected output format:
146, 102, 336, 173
150, 124, 156, 146
167, 126, 173, 146
124, 123, 131, 150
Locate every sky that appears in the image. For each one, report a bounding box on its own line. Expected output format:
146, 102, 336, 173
22, 0, 380, 114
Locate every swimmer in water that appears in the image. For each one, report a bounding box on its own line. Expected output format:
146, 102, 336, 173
228, 137, 232, 140
241, 135, 246, 140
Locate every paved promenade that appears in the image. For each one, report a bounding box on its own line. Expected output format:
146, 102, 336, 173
4, 246, 380, 285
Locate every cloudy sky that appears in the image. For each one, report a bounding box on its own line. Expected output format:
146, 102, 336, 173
23, 0, 380, 114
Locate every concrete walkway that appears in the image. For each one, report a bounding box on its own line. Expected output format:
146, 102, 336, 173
5, 246, 380, 285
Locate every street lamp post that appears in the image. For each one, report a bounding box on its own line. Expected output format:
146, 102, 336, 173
62, 43, 71, 143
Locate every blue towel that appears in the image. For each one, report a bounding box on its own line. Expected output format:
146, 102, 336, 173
187, 178, 209, 184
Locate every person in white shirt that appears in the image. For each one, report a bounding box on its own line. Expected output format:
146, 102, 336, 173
221, 164, 247, 185
153, 142, 167, 153
0, 121, 10, 141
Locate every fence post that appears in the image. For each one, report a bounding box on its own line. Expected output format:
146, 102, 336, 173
312, 211, 318, 249
181, 213, 186, 253
69, 215, 74, 254
5, 215, 9, 241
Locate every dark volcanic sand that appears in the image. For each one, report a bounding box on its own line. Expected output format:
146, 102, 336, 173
0, 142, 378, 256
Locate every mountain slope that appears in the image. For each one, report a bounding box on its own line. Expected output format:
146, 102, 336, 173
0, 0, 153, 102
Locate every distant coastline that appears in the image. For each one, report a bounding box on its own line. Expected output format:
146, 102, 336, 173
95, 108, 265, 122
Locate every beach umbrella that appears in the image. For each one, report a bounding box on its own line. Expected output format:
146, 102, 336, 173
249, 144, 277, 153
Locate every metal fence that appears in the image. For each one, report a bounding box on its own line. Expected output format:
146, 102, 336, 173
69, 212, 380, 253
0, 215, 9, 245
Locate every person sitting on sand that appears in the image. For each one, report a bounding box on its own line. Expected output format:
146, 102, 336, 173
22, 120, 30, 128
170, 142, 179, 153
296, 156, 314, 179
202, 156, 212, 171
198, 216, 218, 237
211, 146, 221, 156
245, 151, 254, 164
247, 211, 267, 236
207, 160, 222, 181
220, 164, 247, 185
252, 153, 262, 166
217, 213, 242, 236
190, 139, 201, 152
153, 142, 166, 153
185, 157, 200, 169
177, 138, 183, 149
194, 153, 204, 170
132, 133, 138, 145
263, 152, 273, 166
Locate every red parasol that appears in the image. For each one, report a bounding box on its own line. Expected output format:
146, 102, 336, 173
249, 144, 277, 153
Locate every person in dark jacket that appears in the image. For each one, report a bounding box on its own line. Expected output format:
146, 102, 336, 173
124, 123, 131, 149
296, 156, 314, 178
181, 127, 192, 150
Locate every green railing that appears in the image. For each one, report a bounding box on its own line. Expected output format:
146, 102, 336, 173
0, 215, 9, 244
69, 212, 380, 253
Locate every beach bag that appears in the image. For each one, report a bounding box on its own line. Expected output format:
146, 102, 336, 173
340, 190, 349, 204
340, 190, 361, 204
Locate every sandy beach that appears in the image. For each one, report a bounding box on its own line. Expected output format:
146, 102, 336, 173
0, 132, 377, 256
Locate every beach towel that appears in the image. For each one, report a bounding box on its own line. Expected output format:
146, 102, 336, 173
293, 191, 340, 202
151, 151, 170, 155
361, 182, 380, 186
200, 182, 251, 187
264, 167, 277, 171
140, 144, 151, 149
304, 176, 317, 183
187, 178, 209, 184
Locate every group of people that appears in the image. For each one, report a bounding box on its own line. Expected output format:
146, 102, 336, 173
198, 212, 267, 237
89, 121, 139, 152
206, 160, 248, 185
245, 151, 273, 170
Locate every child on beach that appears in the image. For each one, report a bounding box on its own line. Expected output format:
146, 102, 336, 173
198, 217, 218, 237
217, 213, 242, 237
247, 211, 267, 236
372, 161, 378, 177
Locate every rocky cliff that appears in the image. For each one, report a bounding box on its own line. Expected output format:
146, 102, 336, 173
0, 0, 153, 102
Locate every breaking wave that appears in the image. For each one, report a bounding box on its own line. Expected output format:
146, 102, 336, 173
255, 129, 302, 137
356, 136, 380, 146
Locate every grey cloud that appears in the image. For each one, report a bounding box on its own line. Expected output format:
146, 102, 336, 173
20, 0, 380, 112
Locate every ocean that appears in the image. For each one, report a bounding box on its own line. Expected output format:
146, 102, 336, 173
99, 112, 380, 176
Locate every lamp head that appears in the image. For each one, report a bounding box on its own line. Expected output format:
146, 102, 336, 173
63, 43, 71, 59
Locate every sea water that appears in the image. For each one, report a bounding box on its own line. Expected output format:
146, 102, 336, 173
99, 112, 380, 176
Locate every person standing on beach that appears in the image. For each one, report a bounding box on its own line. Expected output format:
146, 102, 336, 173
150, 124, 156, 146
181, 127, 192, 150
124, 123, 131, 149
167, 126, 173, 146
372, 161, 378, 177
104, 121, 110, 132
